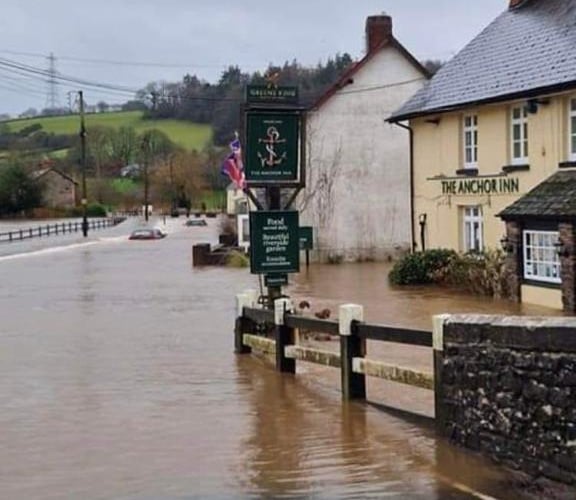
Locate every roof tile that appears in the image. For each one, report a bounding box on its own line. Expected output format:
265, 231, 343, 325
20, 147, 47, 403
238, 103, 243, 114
390, 0, 576, 121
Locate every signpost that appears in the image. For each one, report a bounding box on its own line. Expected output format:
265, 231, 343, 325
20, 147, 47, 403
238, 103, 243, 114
244, 82, 305, 307
249, 211, 300, 275
299, 226, 314, 268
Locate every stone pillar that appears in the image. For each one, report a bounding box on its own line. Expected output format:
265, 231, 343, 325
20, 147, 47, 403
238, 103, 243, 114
504, 221, 522, 302
559, 222, 576, 312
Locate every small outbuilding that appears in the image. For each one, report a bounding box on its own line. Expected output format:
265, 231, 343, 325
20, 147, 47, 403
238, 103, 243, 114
34, 167, 77, 208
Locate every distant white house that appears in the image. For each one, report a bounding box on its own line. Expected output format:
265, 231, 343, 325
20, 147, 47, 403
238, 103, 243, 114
226, 184, 256, 215
299, 15, 429, 262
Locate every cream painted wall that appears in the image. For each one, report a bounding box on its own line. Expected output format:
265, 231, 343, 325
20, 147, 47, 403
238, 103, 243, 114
300, 46, 426, 262
411, 93, 576, 253
521, 285, 563, 310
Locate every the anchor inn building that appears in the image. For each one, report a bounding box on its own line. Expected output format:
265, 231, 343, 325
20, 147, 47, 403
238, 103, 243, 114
390, 0, 576, 311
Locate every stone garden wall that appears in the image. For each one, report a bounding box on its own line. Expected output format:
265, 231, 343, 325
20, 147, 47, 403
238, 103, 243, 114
441, 315, 576, 485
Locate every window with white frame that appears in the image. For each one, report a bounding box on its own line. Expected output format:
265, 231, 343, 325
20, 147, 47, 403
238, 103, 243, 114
569, 98, 576, 161
523, 230, 561, 284
462, 206, 483, 252
463, 115, 478, 169
511, 105, 529, 164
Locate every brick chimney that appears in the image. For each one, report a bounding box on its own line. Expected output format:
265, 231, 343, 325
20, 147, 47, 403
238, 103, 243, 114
509, 0, 531, 9
365, 15, 392, 54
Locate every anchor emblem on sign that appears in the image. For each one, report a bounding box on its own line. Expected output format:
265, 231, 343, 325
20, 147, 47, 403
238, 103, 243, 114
258, 126, 287, 168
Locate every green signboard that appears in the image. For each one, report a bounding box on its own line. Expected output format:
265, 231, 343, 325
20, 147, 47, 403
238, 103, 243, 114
246, 85, 299, 105
299, 226, 314, 250
250, 210, 300, 274
264, 273, 289, 287
245, 111, 300, 184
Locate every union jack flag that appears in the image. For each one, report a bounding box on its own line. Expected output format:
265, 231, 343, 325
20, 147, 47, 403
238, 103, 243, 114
221, 134, 245, 189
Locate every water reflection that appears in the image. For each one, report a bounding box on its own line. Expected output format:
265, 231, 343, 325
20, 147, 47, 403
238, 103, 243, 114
235, 355, 501, 499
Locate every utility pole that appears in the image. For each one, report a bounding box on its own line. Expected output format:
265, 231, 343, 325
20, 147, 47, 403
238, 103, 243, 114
79, 91, 88, 237
267, 186, 282, 307
142, 135, 150, 222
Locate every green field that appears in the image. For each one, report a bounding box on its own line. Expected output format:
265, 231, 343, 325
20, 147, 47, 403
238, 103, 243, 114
6, 111, 212, 151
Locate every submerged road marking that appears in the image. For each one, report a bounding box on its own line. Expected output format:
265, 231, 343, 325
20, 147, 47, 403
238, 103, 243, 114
437, 473, 500, 500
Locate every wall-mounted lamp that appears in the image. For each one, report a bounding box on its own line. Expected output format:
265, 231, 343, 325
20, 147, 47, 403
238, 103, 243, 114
526, 98, 550, 114
500, 235, 514, 254
419, 213, 427, 251
554, 238, 569, 257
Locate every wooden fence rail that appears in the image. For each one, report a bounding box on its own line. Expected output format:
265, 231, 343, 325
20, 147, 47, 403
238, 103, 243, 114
0, 217, 126, 243
235, 293, 446, 430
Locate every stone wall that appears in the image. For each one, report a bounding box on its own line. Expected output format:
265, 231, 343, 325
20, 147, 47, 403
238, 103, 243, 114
441, 315, 576, 485
559, 222, 576, 312
503, 221, 522, 303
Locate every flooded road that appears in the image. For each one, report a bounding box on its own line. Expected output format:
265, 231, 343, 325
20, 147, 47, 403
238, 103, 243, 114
0, 217, 565, 499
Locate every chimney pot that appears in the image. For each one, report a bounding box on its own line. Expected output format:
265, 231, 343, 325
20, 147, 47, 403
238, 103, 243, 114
365, 15, 392, 54
509, 0, 530, 9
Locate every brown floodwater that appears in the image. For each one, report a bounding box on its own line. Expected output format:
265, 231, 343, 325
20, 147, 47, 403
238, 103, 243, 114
0, 217, 570, 499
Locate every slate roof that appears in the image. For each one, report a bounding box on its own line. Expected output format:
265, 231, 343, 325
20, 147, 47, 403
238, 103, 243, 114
33, 167, 78, 185
390, 0, 576, 121
499, 170, 576, 220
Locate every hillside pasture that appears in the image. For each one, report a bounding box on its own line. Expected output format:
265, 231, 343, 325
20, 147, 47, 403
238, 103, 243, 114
6, 111, 212, 151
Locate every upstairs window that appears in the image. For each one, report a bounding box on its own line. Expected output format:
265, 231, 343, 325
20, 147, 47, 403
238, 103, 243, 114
463, 115, 478, 169
569, 98, 576, 161
511, 105, 529, 164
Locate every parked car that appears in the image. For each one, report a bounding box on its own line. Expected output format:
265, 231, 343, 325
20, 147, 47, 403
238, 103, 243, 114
185, 219, 207, 227
129, 228, 166, 240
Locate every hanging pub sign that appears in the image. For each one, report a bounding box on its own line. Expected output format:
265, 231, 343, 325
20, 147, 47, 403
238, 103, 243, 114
246, 85, 299, 105
245, 111, 301, 185
250, 210, 300, 274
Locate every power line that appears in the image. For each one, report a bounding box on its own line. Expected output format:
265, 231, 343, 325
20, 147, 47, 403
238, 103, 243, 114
0, 69, 47, 93
0, 48, 266, 70
0, 54, 427, 110
0, 57, 244, 103
0, 81, 45, 98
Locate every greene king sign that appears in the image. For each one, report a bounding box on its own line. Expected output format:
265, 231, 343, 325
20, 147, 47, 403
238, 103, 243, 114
246, 85, 299, 105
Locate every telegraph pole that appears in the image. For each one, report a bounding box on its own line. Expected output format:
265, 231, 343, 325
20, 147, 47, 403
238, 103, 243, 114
142, 135, 150, 222
79, 91, 88, 237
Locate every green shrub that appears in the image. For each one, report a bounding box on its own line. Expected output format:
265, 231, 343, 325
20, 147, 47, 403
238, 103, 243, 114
226, 250, 249, 268
390, 248, 511, 299
441, 249, 510, 298
389, 249, 456, 285
86, 202, 108, 217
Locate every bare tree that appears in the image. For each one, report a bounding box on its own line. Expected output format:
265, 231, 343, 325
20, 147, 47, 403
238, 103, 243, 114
297, 123, 343, 237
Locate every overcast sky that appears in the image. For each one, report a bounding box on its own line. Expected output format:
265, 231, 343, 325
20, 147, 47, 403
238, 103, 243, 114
0, 0, 507, 116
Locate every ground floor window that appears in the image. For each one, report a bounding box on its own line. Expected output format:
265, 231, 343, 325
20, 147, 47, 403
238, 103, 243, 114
523, 230, 561, 284
462, 206, 483, 252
